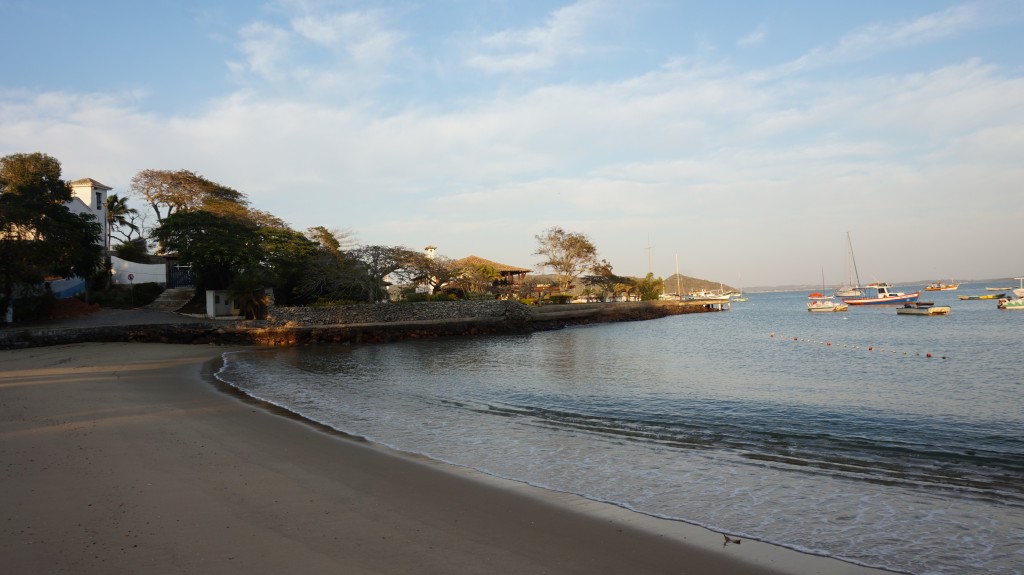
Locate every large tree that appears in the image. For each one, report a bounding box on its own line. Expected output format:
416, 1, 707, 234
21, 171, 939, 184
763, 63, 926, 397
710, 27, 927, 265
1, 152, 103, 321
346, 245, 419, 303
405, 252, 463, 294
153, 210, 262, 290
534, 226, 599, 292
128, 169, 249, 224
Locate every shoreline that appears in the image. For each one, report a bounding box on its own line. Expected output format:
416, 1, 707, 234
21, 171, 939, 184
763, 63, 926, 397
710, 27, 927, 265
1, 342, 892, 574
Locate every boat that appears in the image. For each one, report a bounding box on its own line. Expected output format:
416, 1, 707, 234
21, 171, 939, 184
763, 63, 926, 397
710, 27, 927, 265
842, 283, 920, 305
896, 302, 950, 315
959, 293, 1005, 300
997, 297, 1024, 310
924, 281, 959, 291
807, 292, 848, 312
834, 232, 864, 297
685, 289, 731, 302
986, 286, 1012, 291
996, 278, 1024, 309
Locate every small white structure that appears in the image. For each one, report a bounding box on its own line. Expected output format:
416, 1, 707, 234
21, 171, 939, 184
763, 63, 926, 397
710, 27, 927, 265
205, 290, 239, 318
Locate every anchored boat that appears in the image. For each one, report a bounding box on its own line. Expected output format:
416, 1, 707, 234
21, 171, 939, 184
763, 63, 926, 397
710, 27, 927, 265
842, 283, 920, 305
807, 292, 848, 312
897, 302, 950, 316
959, 293, 1005, 300
997, 278, 1024, 310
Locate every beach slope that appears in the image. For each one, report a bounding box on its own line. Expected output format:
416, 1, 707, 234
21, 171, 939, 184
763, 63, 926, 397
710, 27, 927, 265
1, 343, 887, 574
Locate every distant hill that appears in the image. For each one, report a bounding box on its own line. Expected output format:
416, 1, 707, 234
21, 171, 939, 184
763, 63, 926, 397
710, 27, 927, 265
662, 274, 736, 295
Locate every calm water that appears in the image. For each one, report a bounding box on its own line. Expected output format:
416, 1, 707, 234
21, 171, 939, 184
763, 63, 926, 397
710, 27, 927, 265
215, 282, 1024, 575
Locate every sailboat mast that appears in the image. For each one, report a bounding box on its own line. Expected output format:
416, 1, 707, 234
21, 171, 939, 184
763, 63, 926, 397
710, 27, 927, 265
675, 255, 682, 300
847, 231, 862, 288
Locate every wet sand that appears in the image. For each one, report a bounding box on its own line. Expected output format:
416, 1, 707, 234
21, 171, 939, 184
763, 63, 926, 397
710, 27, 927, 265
0, 342, 891, 574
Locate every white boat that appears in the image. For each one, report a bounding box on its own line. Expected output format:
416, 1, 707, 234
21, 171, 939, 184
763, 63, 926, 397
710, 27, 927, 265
685, 289, 731, 302
896, 302, 950, 316
997, 278, 1024, 310
807, 292, 848, 312
834, 232, 864, 297
843, 283, 920, 306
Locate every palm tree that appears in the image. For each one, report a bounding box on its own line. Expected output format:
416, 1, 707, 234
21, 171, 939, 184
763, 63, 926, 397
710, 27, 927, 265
105, 194, 139, 253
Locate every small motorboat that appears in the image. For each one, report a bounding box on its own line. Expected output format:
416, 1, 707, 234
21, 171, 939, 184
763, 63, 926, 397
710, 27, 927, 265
896, 302, 950, 315
997, 278, 1024, 309
807, 292, 848, 312
959, 293, 1005, 300
924, 281, 959, 291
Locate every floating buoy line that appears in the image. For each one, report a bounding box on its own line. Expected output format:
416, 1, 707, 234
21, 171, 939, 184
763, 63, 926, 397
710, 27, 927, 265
768, 332, 947, 359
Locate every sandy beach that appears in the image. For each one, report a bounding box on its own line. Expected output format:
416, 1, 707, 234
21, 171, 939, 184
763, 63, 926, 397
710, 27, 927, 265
1, 342, 891, 574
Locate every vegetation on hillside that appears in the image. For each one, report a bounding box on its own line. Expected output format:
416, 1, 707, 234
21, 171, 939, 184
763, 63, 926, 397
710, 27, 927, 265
5, 151, 741, 321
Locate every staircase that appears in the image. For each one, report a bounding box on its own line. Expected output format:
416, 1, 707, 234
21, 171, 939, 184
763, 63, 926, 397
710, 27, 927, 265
144, 287, 196, 312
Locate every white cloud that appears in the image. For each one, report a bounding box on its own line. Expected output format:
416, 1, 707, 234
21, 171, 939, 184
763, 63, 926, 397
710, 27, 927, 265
776, 4, 980, 76
291, 9, 402, 66
234, 21, 293, 82
737, 23, 767, 47
465, 0, 611, 73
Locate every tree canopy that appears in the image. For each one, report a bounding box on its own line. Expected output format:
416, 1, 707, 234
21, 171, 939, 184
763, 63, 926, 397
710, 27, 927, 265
534, 226, 599, 292
129, 169, 249, 224
1, 152, 103, 321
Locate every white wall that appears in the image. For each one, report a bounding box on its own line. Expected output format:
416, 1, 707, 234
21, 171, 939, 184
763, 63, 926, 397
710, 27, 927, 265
110, 256, 166, 285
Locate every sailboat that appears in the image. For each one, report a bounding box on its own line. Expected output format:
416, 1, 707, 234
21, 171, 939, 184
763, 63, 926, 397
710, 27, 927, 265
809, 269, 848, 312
834, 232, 864, 297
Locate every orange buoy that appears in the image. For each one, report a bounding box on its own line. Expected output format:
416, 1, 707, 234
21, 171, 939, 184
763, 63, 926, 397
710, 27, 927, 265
926, 353, 932, 358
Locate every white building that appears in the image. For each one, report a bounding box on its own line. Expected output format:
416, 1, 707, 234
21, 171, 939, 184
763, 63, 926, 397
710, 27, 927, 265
67, 178, 111, 255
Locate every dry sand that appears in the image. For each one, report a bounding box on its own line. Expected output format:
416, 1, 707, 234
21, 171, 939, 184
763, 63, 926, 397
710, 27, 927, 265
1, 342, 893, 574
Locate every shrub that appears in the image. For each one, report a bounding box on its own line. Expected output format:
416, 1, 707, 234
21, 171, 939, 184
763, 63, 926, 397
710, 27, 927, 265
88, 283, 164, 308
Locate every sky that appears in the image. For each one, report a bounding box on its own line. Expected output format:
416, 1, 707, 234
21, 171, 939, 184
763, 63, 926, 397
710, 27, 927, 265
2, 0, 1023, 288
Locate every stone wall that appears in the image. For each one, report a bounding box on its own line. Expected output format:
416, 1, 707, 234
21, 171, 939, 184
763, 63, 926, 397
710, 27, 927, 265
266, 300, 533, 326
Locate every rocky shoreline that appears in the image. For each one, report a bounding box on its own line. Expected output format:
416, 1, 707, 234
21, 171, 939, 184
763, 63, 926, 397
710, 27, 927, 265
0, 300, 718, 350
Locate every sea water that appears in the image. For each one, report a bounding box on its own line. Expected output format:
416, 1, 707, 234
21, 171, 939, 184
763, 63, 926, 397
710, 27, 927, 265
215, 283, 1024, 575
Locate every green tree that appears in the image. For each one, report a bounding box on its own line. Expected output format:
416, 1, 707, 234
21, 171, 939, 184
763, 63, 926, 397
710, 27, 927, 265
257, 226, 321, 306
1, 152, 103, 321
405, 252, 463, 294
635, 273, 665, 301
153, 210, 262, 290
347, 245, 419, 303
582, 260, 629, 302
534, 226, 599, 292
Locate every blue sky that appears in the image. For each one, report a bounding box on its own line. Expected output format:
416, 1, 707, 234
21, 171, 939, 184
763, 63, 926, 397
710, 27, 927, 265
2, 0, 1022, 287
